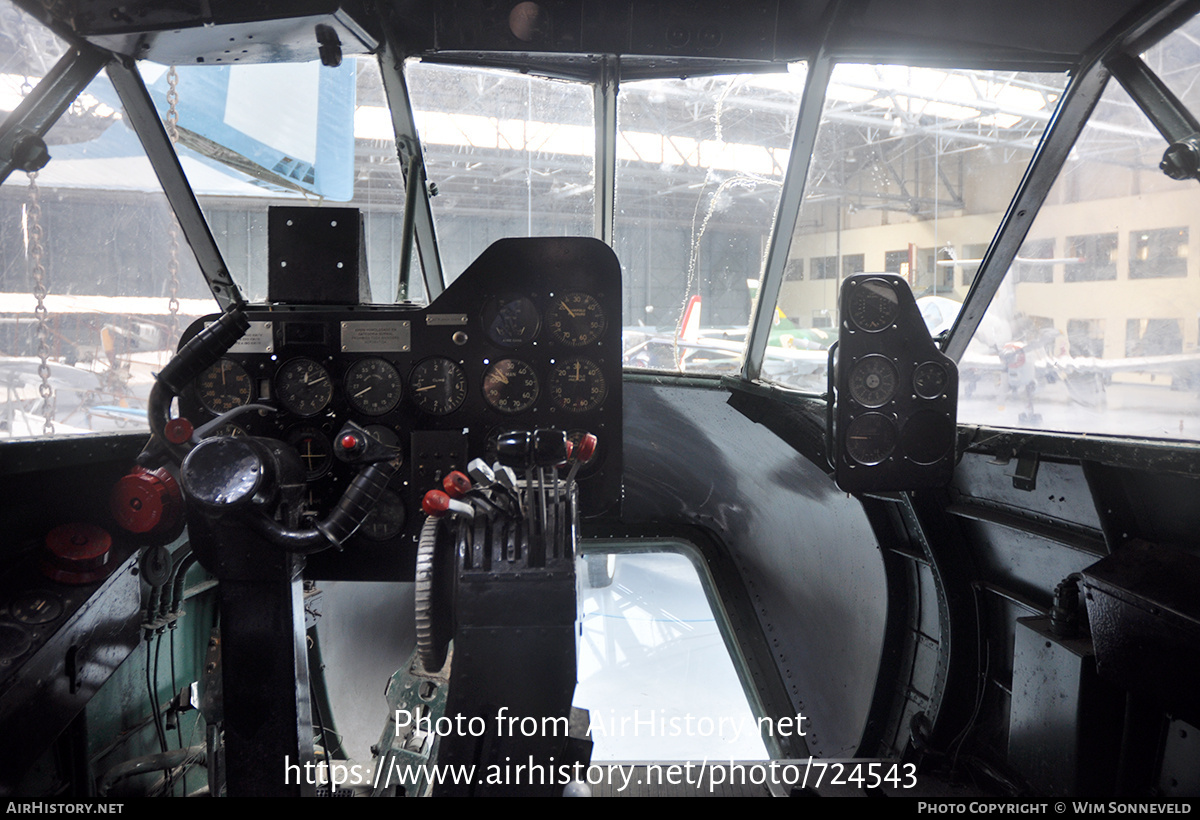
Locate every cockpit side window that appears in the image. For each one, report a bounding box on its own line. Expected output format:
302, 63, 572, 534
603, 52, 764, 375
0, 7, 210, 438
957, 29, 1200, 442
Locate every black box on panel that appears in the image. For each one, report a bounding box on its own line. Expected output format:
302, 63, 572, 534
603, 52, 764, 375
1008, 616, 1123, 796
1083, 540, 1200, 727
268, 206, 370, 304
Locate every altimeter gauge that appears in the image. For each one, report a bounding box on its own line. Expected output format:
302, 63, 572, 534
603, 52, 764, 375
848, 355, 898, 408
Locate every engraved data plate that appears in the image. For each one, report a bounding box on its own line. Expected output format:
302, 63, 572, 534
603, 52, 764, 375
341, 320, 411, 353
205, 320, 274, 353
426, 314, 468, 326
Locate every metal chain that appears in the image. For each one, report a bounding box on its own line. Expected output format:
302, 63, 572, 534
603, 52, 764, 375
27, 172, 55, 435
165, 66, 181, 342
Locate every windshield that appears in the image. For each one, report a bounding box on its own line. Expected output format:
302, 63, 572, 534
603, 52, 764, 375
763, 65, 1068, 393
956, 46, 1200, 441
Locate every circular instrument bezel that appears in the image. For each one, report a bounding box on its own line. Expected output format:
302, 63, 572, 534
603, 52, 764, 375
848, 278, 900, 332
482, 294, 541, 348
409, 357, 467, 416
197, 358, 253, 415
912, 361, 949, 400
845, 412, 899, 466
344, 357, 403, 416
287, 426, 334, 480
547, 292, 607, 347
275, 357, 333, 417
848, 354, 899, 408
482, 358, 540, 414
549, 357, 607, 413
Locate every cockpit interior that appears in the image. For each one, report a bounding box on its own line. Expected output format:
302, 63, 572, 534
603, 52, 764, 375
1, 0, 1200, 799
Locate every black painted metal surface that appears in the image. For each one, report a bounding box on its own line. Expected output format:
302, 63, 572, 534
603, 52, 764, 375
622, 377, 886, 757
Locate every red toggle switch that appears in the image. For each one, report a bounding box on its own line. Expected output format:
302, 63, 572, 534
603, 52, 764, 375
443, 470, 471, 499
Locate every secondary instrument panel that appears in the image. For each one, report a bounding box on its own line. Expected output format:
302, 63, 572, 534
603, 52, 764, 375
177, 237, 622, 581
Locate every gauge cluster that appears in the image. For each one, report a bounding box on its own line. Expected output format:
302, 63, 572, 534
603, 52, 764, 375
832, 273, 958, 493
177, 237, 622, 581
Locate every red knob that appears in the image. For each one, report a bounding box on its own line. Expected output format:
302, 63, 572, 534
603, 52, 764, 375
443, 470, 471, 499
110, 467, 182, 535
575, 433, 598, 463
340, 433, 361, 452
164, 417, 194, 445
422, 490, 450, 517
42, 523, 112, 584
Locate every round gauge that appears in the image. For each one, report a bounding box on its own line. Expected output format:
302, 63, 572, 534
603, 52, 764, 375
212, 423, 246, 438
549, 358, 607, 413
409, 358, 467, 415
845, 412, 898, 466
848, 355, 898, 408
547, 292, 607, 347
345, 358, 402, 416
848, 278, 900, 332
287, 427, 333, 480
913, 361, 949, 400
9, 591, 63, 625
482, 295, 540, 347
902, 410, 954, 465
364, 424, 401, 453
482, 358, 539, 414
0, 624, 30, 662
197, 359, 252, 415
276, 358, 333, 417
359, 489, 406, 541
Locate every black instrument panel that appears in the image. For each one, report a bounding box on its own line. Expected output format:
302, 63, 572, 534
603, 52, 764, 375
177, 237, 622, 581
832, 273, 958, 493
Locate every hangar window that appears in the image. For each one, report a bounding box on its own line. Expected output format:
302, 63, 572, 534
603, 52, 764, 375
1015, 238, 1055, 283
810, 255, 837, 280
1065, 233, 1118, 281
1129, 227, 1188, 279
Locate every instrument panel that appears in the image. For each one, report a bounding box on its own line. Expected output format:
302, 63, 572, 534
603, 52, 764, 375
832, 273, 958, 493
177, 237, 622, 581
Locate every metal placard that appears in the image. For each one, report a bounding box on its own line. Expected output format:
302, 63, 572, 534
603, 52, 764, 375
341, 320, 411, 353
426, 314, 467, 326
207, 320, 273, 353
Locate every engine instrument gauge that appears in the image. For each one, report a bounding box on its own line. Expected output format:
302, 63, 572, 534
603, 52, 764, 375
549, 358, 607, 412
197, 359, 252, 415
9, 591, 63, 625
276, 358, 333, 416
409, 358, 467, 415
482, 358, 539, 414
845, 413, 898, 466
913, 361, 949, 400
547, 292, 606, 347
848, 355, 898, 408
482, 295, 540, 347
345, 357, 402, 416
287, 427, 333, 480
848, 278, 900, 332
